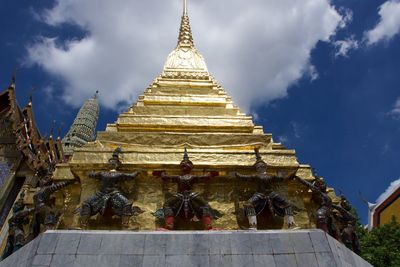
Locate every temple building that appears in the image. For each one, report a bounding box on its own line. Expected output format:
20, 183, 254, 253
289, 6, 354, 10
0, 78, 98, 251
0, 1, 372, 266
0, 76, 64, 226
366, 181, 400, 230
61, 91, 100, 157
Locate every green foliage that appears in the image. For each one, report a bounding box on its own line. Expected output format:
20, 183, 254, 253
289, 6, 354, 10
359, 217, 400, 267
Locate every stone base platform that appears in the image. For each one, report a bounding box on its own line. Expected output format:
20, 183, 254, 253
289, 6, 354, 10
0, 229, 372, 267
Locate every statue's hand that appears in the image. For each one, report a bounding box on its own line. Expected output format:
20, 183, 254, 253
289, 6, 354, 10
208, 171, 219, 177
276, 170, 289, 179
88, 171, 97, 178
152, 170, 165, 177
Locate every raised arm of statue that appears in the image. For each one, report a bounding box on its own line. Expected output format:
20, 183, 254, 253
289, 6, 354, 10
14, 208, 35, 222
235, 172, 257, 181
193, 171, 218, 182
294, 176, 332, 204
88, 171, 102, 180
293, 176, 319, 192
332, 204, 355, 220
269, 174, 285, 182
118, 171, 140, 181
152, 171, 180, 182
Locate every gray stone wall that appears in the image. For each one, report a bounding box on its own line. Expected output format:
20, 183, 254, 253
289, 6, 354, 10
0, 230, 373, 267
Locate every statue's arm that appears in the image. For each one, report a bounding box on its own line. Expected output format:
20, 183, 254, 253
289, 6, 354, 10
293, 176, 319, 191
194, 171, 218, 182
88, 171, 102, 180
294, 177, 331, 203
162, 173, 180, 182
14, 208, 35, 221
119, 171, 139, 181
152, 171, 179, 182
270, 175, 285, 182
332, 204, 355, 220
235, 172, 257, 181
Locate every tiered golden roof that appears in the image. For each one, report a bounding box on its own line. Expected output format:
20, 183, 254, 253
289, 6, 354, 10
68, 2, 301, 173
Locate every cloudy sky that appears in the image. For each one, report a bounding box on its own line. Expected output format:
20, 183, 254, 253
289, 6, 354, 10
1, 0, 400, 223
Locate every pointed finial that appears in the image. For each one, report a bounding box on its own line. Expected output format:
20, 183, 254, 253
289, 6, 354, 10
58, 122, 64, 139
57, 126, 62, 138
10, 70, 16, 89
183, 0, 188, 15
28, 87, 36, 104
178, 0, 194, 47
11, 71, 16, 85
50, 120, 56, 137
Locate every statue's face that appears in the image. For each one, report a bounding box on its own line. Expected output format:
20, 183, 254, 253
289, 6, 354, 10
315, 180, 327, 191
180, 161, 193, 174
341, 199, 351, 211
255, 162, 267, 174
12, 202, 24, 213
109, 159, 120, 170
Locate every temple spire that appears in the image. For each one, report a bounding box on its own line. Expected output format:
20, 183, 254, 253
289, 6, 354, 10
62, 94, 100, 157
178, 0, 194, 48
162, 0, 209, 77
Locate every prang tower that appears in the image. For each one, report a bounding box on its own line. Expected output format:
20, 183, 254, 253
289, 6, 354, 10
62, 92, 100, 156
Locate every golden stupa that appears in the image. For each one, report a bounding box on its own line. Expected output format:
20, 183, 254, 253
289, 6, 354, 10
40, 0, 337, 231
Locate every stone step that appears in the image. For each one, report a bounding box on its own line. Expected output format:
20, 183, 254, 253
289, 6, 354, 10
0, 229, 372, 267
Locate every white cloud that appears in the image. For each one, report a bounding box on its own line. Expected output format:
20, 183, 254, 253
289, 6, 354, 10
338, 7, 354, 29
376, 178, 400, 204
365, 0, 400, 45
27, 0, 347, 111
334, 36, 359, 57
277, 135, 290, 145
389, 98, 400, 118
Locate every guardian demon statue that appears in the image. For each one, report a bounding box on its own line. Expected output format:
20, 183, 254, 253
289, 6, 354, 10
235, 149, 296, 230
333, 196, 361, 254
153, 148, 218, 230
79, 147, 140, 227
293, 175, 339, 238
1, 193, 34, 260
30, 180, 76, 239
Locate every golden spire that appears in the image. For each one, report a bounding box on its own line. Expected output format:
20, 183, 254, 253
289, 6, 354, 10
162, 0, 209, 76
178, 0, 194, 48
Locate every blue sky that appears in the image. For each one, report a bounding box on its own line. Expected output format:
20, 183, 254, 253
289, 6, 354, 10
1, 0, 400, 223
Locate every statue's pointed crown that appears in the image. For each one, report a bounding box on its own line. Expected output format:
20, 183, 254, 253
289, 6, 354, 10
254, 148, 267, 166
180, 147, 193, 167
183, 147, 190, 161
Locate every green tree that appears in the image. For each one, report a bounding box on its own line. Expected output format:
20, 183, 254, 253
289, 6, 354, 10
359, 217, 400, 267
